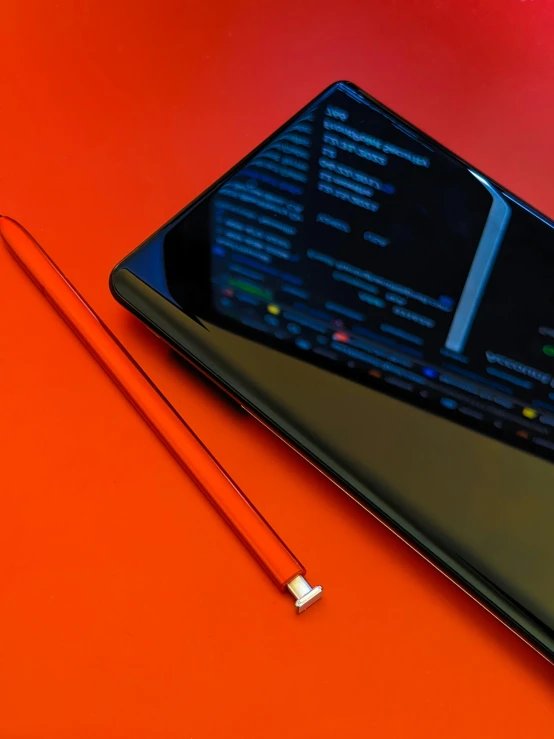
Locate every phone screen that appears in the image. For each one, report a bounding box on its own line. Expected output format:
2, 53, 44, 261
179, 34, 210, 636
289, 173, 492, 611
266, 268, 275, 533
130, 81, 554, 463
114, 81, 554, 655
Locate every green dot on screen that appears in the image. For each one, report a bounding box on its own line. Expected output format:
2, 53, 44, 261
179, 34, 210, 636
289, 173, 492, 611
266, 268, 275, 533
542, 344, 554, 357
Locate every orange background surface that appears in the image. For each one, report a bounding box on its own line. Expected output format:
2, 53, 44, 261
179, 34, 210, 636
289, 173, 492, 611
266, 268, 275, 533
1, 1, 554, 736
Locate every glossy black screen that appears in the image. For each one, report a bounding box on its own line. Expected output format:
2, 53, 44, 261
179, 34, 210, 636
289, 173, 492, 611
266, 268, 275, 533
113, 82, 554, 655
130, 81, 554, 463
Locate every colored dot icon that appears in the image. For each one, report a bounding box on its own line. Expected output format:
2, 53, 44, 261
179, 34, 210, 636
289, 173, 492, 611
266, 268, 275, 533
542, 344, 554, 357
522, 407, 538, 420
267, 304, 280, 315
332, 331, 350, 343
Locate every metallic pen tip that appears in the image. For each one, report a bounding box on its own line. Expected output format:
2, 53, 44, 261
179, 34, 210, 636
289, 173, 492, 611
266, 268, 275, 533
287, 575, 323, 614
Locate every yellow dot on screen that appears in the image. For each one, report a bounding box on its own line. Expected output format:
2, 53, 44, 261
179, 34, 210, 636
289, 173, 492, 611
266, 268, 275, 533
267, 304, 280, 315
522, 407, 538, 420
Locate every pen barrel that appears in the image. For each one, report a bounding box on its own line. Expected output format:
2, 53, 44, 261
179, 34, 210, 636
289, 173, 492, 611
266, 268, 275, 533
113, 362, 306, 589
2, 222, 306, 590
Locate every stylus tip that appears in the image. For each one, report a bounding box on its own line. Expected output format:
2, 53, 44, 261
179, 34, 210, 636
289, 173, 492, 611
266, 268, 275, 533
287, 575, 323, 613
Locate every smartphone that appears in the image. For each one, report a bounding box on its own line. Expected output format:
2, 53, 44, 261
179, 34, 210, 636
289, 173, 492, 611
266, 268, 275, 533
110, 81, 554, 660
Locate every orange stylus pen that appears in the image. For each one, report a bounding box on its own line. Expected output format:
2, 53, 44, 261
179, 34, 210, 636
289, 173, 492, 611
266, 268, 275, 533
0, 216, 322, 613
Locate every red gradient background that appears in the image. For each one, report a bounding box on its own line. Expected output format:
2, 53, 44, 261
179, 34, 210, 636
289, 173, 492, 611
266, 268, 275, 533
0, 2, 553, 736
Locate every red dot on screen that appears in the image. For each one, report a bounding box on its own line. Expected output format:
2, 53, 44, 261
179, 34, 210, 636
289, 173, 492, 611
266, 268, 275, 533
332, 331, 350, 343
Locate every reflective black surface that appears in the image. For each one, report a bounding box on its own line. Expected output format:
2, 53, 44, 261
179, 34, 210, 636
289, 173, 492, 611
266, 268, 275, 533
112, 81, 554, 658
129, 81, 554, 463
